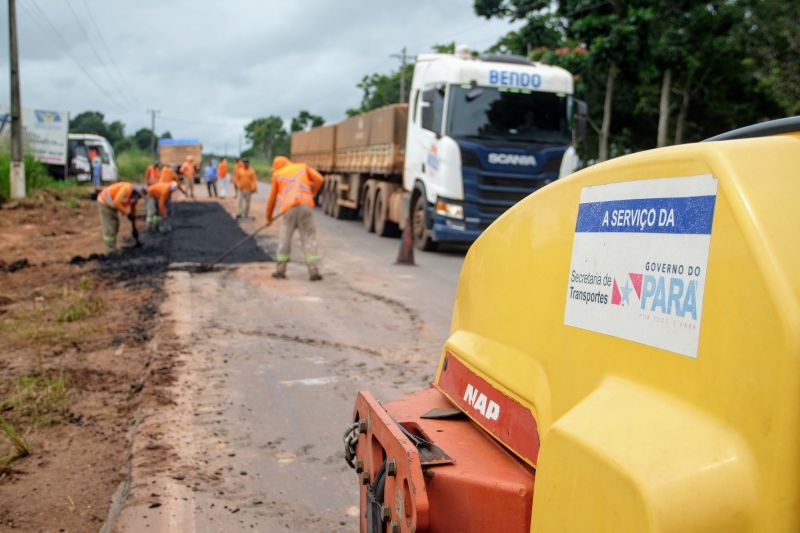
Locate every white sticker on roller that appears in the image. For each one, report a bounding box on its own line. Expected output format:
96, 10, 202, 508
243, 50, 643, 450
563, 174, 717, 358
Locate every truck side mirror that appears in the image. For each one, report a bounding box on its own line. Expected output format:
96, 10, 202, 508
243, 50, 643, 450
574, 99, 588, 144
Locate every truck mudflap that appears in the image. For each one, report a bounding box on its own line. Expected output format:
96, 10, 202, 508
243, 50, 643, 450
348, 388, 535, 533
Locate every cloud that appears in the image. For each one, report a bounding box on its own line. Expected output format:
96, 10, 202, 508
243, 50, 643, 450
1, 0, 518, 154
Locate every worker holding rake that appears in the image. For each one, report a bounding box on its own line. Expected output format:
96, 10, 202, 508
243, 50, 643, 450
266, 156, 325, 281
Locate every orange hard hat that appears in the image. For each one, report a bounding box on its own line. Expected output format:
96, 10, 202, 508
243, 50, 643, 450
273, 156, 290, 172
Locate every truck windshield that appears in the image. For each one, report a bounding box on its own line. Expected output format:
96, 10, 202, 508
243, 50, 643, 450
447, 85, 571, 145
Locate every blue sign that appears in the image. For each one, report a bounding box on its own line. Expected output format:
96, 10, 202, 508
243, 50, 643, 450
575, 196, 716, 234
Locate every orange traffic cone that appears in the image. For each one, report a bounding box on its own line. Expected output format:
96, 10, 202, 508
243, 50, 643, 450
395, 222, 416, 265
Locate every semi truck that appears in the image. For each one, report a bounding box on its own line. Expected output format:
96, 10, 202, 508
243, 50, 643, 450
345, 116, 800, 532
158, 138, 202, 175
291, 45, 586, 250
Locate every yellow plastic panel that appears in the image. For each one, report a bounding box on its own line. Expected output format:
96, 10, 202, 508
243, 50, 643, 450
440, 132, 800, 531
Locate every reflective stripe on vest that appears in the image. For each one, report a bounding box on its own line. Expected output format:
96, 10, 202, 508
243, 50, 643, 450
277, 168, 313, 209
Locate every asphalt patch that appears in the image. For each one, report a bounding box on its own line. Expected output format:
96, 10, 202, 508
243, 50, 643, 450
168, 202, 273, 265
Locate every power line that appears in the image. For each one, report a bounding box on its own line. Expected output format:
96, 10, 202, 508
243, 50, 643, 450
63, 0, 137, 109
79, 0, 141, 108
22, 0, 129, 111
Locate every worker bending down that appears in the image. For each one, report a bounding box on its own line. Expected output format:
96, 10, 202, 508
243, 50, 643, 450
266, 156, 324, 281
146, 181, 183, 233
97, 181, 145, 251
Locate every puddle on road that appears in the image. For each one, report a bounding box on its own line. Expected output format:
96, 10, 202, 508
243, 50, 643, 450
279, 376, 339, 387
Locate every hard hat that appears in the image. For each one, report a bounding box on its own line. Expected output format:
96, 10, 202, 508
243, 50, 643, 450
273, 156, 290, 171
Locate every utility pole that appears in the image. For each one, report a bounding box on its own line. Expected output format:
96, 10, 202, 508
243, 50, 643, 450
8, 0, 25, 198
390, 47, 408, 104
147, 109, 160, 158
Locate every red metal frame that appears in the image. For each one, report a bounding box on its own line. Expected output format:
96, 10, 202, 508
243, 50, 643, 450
353, 387, 535, 532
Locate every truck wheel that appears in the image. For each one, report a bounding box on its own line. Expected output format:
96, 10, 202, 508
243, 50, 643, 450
412, 192, 437, 251
375, 188, 400, 237
324, 180, 334, 216
362, 184, 375, 233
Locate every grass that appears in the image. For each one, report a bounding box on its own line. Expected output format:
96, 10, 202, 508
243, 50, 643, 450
1, 276, 105, 345
0, 374, 68, 472
0, 416, 30, 472
2, 374, 68, 427
116, 149, 151, 182
0, 153, 60, 202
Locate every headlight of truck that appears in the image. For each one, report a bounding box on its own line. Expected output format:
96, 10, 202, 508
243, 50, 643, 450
436, 200, 464, 219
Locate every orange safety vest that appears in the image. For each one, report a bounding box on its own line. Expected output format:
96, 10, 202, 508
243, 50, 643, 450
217, 160, 228, 178
270, 163, 322, 214
147, 182, 174, 216
97, 182, 135, 215
145, 165, 160, 185
159, 166, 177, 184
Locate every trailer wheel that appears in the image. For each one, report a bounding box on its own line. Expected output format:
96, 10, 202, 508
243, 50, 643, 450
412, 191, 437, 251
323, 179, 334, 216
374, 187, 401, 238
362, 183, 375, 233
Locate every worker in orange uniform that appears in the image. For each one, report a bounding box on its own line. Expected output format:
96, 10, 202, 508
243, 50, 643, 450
144, 161, 160, 185
233, 158, 244, 199
97, 181, 146, 251
266, 156, 324, 281
235, 158, 257, 219
146, 181, 183, 233
217, 157, 229, 198
180, 155, 197, 198
159, 163, 178, 184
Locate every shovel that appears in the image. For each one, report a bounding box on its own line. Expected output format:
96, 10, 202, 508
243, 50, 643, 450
197, 212, 283, 272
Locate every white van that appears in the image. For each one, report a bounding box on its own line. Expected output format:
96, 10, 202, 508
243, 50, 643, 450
67, 133, 118, 183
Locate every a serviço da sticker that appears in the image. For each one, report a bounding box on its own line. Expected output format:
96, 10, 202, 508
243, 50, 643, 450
563, 174, 718, 358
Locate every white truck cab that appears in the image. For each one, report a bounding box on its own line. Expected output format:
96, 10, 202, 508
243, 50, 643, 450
404, 45, 582, 250
68, 133, 118, 183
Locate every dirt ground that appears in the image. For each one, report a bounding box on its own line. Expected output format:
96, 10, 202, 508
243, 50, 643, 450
0, 188, 180, 532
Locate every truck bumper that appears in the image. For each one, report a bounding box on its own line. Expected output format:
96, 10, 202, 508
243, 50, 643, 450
431, 217, 483, 243
350, 387, 534, 533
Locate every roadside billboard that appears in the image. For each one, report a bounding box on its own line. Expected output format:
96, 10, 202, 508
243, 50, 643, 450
0, 105, 69, 165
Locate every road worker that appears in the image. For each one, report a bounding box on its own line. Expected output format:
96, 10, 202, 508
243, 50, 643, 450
159, 163, 178, 184
145, 161, 160, 185
96, 181, 145, 251
180, 155, 197, 198
146, 181, 183, 233
235, 158, 257, 219
217, 157, 229, 197
233, 158, 244, 199
266, 156, 325, 281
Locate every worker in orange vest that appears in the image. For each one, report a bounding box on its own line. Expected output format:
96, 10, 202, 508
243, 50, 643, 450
217, 157, 229, 198
144, 161, 160, 185
235, 158, 257, 219
96, 181, 145, 251
233, 158, 244, 199
146, 181, 184, 233
159, 164, 178, 184
266, 156, 325, 281
180, 156, 197, 198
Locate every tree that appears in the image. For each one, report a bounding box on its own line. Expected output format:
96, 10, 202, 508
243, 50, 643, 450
346, 64, 414, 116
133, 128, 157, 151
160, 131, 172, 139
244, 116, 289, 161
70, 111, 108, 138
291, 110, 325, 132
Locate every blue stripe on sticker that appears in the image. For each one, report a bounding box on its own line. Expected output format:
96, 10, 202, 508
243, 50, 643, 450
575, 195, 716, 234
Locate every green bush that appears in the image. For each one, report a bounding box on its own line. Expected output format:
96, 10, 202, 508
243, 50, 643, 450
0, 154, 56, 202
116, 149, 152, 182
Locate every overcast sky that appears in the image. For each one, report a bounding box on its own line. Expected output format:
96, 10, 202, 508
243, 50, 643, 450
0, 0, 519, 154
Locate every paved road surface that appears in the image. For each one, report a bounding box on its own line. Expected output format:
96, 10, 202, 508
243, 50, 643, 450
114, 191, 466, 532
